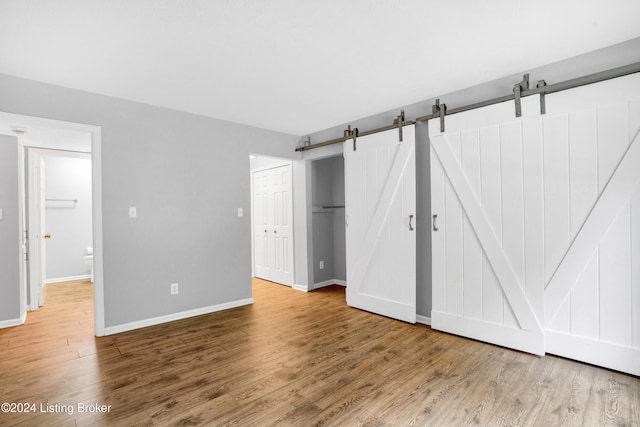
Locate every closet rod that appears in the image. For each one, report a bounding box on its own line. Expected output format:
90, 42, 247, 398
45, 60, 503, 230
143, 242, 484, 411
295, 61, 640, 152
45, 198, 78, 203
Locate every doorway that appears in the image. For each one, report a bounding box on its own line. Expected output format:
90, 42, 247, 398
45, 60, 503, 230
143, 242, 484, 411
250, 156, 295, 287
310, 155, 346, 289
26, 147, 93, 309
0, 112, 105, 336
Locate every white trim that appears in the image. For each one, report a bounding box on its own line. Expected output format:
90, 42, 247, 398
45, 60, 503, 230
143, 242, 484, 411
104, 298, 254, 336
91, 126, 104, 336
1, 112, 105, 337
0, 312, 26, 329
45, 274, 91, 284
416, 315, 431, 325
293, 283, 309, 292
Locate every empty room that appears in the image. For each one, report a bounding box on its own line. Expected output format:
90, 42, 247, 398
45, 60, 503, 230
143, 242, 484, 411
0, 1, 639, 425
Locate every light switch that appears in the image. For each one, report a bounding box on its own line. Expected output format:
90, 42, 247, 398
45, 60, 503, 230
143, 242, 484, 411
237, 208, 243, 217
129, 207, 137, 218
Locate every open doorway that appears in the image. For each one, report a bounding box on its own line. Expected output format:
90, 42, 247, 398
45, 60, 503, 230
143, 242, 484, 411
26, 147, 93, 309
250, 155, 295, 287
0, 112, 105, 336
310, 155, 346, 289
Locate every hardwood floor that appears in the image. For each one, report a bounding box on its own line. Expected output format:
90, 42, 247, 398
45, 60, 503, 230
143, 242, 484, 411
1, 278, 638, 426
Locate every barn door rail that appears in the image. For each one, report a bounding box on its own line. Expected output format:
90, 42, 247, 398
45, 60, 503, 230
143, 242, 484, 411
295, 61, 640, 152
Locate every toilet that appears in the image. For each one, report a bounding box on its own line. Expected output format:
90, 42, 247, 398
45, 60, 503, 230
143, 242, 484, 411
83, 246, 94, 282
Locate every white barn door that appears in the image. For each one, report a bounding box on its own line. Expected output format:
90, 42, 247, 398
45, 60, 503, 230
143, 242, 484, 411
345, 126, 416, 323
431, 73, 640, 375
253, 164, 294, 286
430, 97, 545, 355
542, 76, 640, 376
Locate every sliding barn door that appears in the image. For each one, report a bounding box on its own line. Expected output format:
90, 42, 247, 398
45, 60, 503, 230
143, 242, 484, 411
345, 126, 416, 323
542, 76, 640, 376
253, 164, 294, 286
430, 97, 545, 355
431, 73, 640, 375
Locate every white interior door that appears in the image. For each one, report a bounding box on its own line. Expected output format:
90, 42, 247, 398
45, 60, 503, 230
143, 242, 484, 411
252, 164, 294, 286
430, 73, 640, 375
345, 126, 416, 323
27, 149, 46, 310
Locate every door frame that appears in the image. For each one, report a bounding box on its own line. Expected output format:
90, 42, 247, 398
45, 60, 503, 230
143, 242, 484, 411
250, 157, 295, 287
2, 112, 105, 336
26, 148, 47, 310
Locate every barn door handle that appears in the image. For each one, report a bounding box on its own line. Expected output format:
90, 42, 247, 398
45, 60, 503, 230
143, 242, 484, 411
432, 214, 438, 231
409, 215, 414, 231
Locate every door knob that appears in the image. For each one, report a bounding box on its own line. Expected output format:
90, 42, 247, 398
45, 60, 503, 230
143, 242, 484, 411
44, 234, 51, 239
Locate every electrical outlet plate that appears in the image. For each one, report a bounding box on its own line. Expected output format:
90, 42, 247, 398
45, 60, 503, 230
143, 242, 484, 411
171, 283, 179, 295
319, 260, 324, 269
129, 207, 137, 218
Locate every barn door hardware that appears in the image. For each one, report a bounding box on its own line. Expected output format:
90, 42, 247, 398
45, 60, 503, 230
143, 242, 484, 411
513, 74, 530, 117
432, 99, 447, 132
537, 80, 547, 115
295, 62, 640, 153
394, 110, 405, 142
345, 125, 359, 151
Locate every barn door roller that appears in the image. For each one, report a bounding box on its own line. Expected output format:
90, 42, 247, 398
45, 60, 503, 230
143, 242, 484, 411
513, 74, 529, 117
432, 99, 447, 132
345, 125, 359, 151
394, 110, 405, 142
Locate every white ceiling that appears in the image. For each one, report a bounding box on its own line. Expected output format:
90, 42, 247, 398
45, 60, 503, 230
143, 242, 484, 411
1, 0, 639, 136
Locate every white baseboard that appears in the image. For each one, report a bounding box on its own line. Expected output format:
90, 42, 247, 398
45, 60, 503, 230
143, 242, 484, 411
312, 279, 347, 290
416, 315, 431, 325
46, 274, 91, 284
293, 283, 309, 292
103, 297, 254, 336
0, 312, 27, 329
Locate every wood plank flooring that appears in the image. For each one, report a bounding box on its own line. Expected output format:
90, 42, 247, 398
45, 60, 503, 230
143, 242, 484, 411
1, 278, 638, 426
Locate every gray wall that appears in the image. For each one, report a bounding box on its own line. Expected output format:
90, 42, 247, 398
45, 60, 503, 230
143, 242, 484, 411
303, 38, 640, 319
42, 150, 93, 281
0, 135, 20, 323
0, 73, 298, 329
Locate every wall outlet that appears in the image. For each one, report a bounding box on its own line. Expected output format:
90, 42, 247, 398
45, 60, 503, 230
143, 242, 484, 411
170, 283, 179, 295
129, 206, 137, 218
319, 260, 324, 269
